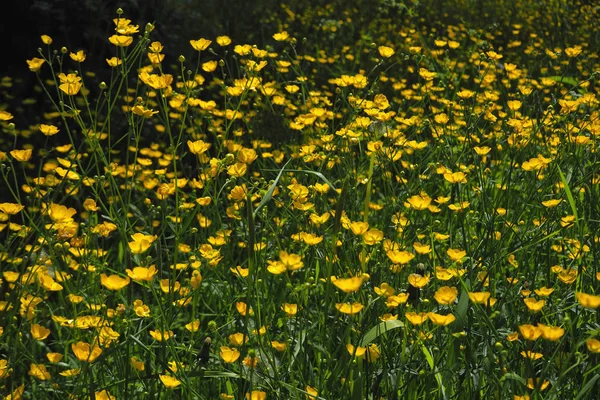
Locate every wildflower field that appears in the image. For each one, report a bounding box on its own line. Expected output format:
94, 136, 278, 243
1, 1, 600, 399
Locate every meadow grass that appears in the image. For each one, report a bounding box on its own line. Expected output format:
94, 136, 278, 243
1, 1, 600, 399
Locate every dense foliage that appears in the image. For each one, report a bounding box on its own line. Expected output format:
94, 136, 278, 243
1, 1, 600, 399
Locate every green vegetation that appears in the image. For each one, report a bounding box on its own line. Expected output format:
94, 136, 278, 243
1, 1, 599, 399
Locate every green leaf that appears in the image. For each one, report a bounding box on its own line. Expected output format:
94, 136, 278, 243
360, 319, 404, 347
575, 374, 600, 400
253, 158, 292, 218
547, 75, 579, 87
500, 372, 526, 385
284, 169, 337, 191
557, 166, 580, 231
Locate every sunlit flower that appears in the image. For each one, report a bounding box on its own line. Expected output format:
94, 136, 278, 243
72, 341, 103, 362
216, 36, 232, 46
332, 276, 364, 293
405, 312, 429, 325
149, 329, 174, 341
246, 391, 267, 400
100, 274, 130, 291
281, 303, 299, 316
220, 346, 240, 363
27, 57, 46, 72
69, 50, 86, 62
126, 265, 158, 282
160, 374, 181, 388
518, 324, 542, 341
190, 38, 212, 51
128, 233, 157, 254
346, 343, 367, 357
520, 351, 543, 360
434, 286, 458, 305
427, 312, 456, 326
57, 72, 83, 96
585, 338, 600, 353
29, 363, 51, 380
537, 323, 564, 341
378, 45, 395, 58
109, 34, 134, 47
31, 323, 51, 340
10, 149, 32, 162
335, 302, 364, 315
576, 292, 600, 308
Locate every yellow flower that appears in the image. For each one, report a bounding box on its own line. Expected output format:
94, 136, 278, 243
281, 303, 298, 316
443, 171, 468, 184
541, 198, 562, 208
0, 360, 11, 379
39, 124, 59, 136
386, 250, 415, 265
332, 276, 363, 293
228, 332, 248, 346
95, 389, 116, 400
305, 386, 318, 399
447, 248, 467, 261
216, 36, 232, 46
131, 356, 145, 371
106, 57, 122, 67
10, 149, 33, 162
523, 298, 545, 312
526, 378, 549, 391
273, 31, 289, 41
46, 353, 63, 363
576, 292, 600, 308
413, 242, 431, 254
537, 323, 564, 341
405, 193, 431, 210
518, 324, 542, 341
246, 391, 267, 400
128, 233, 157, 254
335, 302, 364, 315
149, 330, 174, 341
100, 274, 130, 291
27, 57, 46, 72
57, 72, 83, 96
363, 228, 384, 245
378, 45, 395, 58
126, 265, 158, 282
346, 344, 367, 357
132, 105, 159, 118
72, 341, 102, 362
520, 351, 543, 360
39, 274, 64, 291
0, 203, 24, 215
190, 38, 212, 51
585, 338, 600, 353
405, 312, 429, 325
202, 60, 218, 72
185, 320, 200, 332
31, 323, 51, 340
109, 34, 134, 47
434, 286, 458, 305
220, 346, 241, 363
29, 363, 51, 380
271, 340, 287, 352
160, 374, 181, 388
468, 292, 491, 304
279, 251, 304, 270
408, 273, 430, 288
427, 312, 456, 326
0, 110, 13, 121
41, 35, 53, 44
69, 50, 86, 62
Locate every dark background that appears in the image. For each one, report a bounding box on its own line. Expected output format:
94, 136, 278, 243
0, 0, 285, 78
